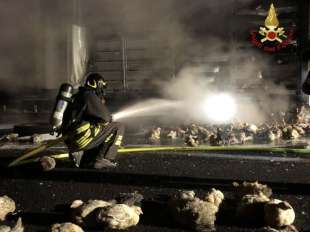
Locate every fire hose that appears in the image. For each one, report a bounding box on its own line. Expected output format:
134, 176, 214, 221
8, 122, 96, 167
8, 136, 68, 167
8, 142, 310, 168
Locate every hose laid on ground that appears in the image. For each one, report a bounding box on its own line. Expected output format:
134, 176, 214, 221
9, 144, 310, 167
117, 145, 310, 154
8, 122, 100, 167
12, 153, 69, 166
8, 136, 67, 167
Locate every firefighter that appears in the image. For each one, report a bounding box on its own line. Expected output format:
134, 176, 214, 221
61, 73, 124, 169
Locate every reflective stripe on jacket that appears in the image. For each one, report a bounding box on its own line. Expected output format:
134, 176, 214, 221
65, 122, 105, 151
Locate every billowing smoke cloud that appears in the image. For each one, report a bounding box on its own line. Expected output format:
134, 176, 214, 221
157, 49, 291, 124
116, 45, 292, 125
0, 1, 39, 91
98, 0, 293, 125
0, 1, 69, 92
115, 68, 291, 125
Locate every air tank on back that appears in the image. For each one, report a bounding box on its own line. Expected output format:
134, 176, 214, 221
50, 83, 73, 133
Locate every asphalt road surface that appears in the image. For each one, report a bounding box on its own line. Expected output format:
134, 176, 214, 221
0, 149, 310, 231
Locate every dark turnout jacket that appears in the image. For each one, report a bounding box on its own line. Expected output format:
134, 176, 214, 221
62, 87, 112, 133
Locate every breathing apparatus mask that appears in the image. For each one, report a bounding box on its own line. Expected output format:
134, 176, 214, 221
85, 73, 107, 99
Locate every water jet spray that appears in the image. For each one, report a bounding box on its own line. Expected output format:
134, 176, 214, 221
113, 99, 183, 121
112, 94, 237, 124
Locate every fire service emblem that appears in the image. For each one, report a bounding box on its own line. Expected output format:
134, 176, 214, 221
250, 4, 294, 53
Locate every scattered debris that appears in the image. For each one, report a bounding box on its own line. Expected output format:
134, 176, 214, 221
264, 199, 295, 227
0, 226, 10, 232
71, 199, 113, 225
148, 127, 161, 145
139, 106, 310, 146
97, 203, 143, 230
185, 134, 199, 147
204, 188, 225, 208
0, 225, 10, 232
236, 193, 270, 225
117, 191, 144, 207
0, 183, 301, 231
32, 134, 56, 144
0, 134, 19, 143
209, 133, 221, 146
0, 218, 24, 232
233, 181, 297, 230
70, 192, 143, 230
168, 189, 224, 231
51, 223, 84, 232
259, 225, 299, 232
96, 191, 143, 230
233, 181, 273, 199
248, 124, 259, 134
40, 156, 56, 171
0, 196, 16, 221
167, 130, 177, 140
282, 126, 300, 140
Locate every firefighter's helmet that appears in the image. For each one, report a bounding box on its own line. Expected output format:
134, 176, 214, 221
85, 73, 107, 97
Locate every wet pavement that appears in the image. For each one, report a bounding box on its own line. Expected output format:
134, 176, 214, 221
0, 147, 310, 231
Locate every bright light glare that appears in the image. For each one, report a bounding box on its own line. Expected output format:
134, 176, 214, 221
204, 93, 236, 123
